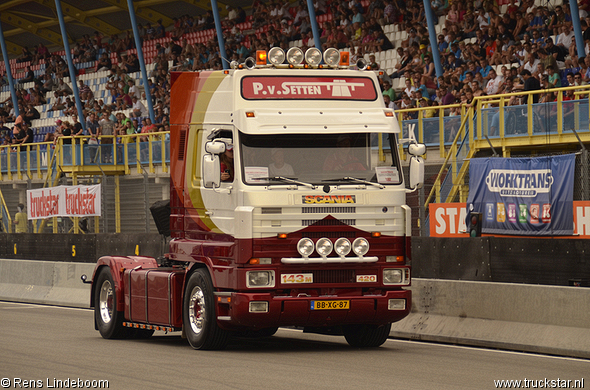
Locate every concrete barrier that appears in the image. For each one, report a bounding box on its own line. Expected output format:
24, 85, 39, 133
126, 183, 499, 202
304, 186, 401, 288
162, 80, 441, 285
390, 279, 590, 359
0, 259, 94, 308
2, 259, 589, 358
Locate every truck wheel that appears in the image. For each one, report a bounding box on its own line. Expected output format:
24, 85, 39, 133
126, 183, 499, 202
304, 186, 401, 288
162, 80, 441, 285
343, 323, 392, 348
95, 267, 128, 339
183, 268, 229, 350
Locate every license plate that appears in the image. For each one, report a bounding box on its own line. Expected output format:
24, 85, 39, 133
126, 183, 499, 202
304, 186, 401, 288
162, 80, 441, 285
310, 300, 350, 310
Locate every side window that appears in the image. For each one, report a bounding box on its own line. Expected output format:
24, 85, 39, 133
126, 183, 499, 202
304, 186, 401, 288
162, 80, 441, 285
219, 140, 234, 183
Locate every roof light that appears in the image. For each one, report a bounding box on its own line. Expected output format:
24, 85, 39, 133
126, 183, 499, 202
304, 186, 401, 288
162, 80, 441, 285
287, 47, 304, 66
305, 48, 322, 66
323, 48, 340, 67
339, 51, 350, 67
268, 47, 285, 66
256, 50, 267, 65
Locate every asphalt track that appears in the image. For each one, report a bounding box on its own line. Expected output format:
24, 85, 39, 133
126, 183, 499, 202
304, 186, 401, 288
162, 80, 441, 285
0, 302, 587, 390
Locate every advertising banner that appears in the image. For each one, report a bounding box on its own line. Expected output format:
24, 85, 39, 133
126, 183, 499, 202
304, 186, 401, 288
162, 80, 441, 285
27, 184, 101, 220
466, 155, 575, 235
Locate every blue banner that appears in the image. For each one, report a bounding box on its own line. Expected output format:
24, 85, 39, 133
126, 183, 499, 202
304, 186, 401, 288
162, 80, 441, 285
467, 155, 575, 235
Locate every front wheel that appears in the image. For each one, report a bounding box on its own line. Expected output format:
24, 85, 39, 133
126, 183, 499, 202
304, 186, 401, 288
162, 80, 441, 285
94, 267, 128, 339
343, 323, 392, 348
183, 268, 229, 350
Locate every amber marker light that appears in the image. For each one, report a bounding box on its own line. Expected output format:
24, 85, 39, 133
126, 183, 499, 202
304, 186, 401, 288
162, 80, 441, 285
223, 70, 229, 74
246, 112, 255, 118
372, 232, 382, 238
385, 111, 394, 117
256, 50, 267, 65
278, 233, 288, 239
339, 52, 350, 66
249, 258, 260, 265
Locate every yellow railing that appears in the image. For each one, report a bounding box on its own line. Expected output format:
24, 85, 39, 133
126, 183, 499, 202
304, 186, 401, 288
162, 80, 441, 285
0, 131, 170, 182
394, 84, 590, 213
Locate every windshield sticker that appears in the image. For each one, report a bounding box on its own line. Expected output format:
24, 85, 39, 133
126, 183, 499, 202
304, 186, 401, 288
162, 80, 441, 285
303, 195, 356, 204
241, 76, 377, 101
245, 166, 269, 183
375, 166, 400, 183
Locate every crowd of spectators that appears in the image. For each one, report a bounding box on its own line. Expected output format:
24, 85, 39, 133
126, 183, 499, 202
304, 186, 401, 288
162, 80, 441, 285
2, 0, 590, 147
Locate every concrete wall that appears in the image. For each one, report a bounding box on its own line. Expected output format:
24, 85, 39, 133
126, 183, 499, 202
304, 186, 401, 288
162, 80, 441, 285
2, 258, 589, 358
390, 279, 590, 359
0, 259, 94, 308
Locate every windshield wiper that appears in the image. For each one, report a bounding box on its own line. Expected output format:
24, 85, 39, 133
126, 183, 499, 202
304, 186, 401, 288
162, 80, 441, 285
262, 176, 316, 189
322, 176, 384, 189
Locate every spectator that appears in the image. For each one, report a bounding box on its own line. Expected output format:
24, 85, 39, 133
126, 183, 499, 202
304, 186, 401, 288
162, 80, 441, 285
131, 96, 148, 118
19, 66, 35, 84
382, 80, 396, 102
515, 69, 541, 103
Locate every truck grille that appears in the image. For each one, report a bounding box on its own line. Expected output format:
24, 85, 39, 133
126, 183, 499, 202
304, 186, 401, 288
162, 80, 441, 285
302, 219, 356, 226
305, 269, 356, 284
302, 207, 356, 214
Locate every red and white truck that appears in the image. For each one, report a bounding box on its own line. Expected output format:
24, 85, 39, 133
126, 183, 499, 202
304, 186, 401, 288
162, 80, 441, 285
87, 47, 425, 349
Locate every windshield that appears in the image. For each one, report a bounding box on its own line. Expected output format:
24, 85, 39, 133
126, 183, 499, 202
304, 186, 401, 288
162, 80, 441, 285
239, 132, 402, 186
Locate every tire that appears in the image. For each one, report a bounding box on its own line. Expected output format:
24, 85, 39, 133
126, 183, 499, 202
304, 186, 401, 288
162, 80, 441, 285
183, 268, 229, 350
94, 267, 129, 339
343, 323, 392, 348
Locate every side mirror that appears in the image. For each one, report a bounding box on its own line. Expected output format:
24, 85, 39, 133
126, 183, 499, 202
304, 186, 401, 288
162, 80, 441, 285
409, 155, 424, 189
408, 143, 426, 156
205, 141, 226, 155
203, 154, 221, 188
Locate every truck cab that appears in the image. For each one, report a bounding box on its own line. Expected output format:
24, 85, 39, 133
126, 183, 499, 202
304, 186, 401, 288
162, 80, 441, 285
90, 47, 424, 350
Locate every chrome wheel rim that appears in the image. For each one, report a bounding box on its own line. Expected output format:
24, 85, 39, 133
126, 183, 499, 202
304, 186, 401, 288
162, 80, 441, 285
188, 286, 206, 335
99, 279, 114, 324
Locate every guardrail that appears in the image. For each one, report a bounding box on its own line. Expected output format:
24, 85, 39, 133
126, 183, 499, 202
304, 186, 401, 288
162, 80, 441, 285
0, 131, 170, 181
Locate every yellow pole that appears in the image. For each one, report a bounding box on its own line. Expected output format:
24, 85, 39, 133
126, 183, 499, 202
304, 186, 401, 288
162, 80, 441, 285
115, 174, 121, 233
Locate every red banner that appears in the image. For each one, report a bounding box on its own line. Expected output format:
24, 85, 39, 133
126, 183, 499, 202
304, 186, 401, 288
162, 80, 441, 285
241, 76, 377, 100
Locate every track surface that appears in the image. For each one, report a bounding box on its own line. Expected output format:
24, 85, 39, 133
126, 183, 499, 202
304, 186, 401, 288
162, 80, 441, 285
0, 302, 587, 390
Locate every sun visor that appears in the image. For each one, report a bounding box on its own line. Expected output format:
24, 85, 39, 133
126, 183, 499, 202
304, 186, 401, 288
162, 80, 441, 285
234, 109, 400, 135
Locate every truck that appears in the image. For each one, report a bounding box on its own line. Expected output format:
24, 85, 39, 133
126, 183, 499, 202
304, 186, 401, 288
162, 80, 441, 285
86, 47, 425, 350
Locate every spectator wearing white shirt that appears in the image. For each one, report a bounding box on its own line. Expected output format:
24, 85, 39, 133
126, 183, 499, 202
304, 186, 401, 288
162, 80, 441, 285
557, 25, 574, 51
131, 96, 148, 118
485, 69, 504, 96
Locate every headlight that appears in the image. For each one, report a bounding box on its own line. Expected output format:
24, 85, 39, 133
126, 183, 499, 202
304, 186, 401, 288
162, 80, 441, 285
287, 47, 304, 65
246, 271, 275, 288
352, 237, 369, 256
383, 269, 409, 285
268, 47, 285, 66
297, 238, 314, 256
305, 48, 322, 66
323, 48, 340, 66
315, 237, 333, 256
334, 238, 351, 256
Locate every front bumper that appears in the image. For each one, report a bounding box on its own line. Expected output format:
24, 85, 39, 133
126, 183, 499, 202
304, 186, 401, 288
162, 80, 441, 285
216, 289, 411, 330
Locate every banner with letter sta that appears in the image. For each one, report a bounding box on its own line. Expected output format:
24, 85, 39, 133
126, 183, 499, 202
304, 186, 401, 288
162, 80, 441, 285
431, 201, 590, 237
27, 184, 101, 220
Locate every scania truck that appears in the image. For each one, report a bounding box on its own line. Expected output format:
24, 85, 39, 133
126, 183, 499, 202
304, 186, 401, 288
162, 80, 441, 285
87, 47, 425, 349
